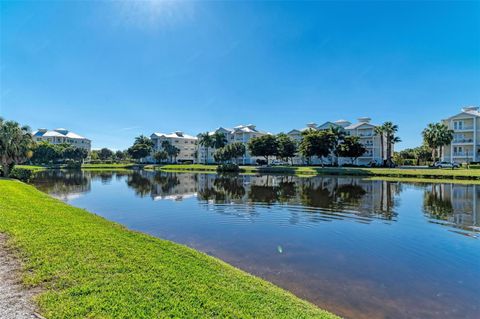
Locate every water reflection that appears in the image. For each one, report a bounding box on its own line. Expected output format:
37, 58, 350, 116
32, 170, 480, 233
30, 170, 480, 319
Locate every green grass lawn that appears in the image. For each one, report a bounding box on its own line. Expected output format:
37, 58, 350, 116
159, 164, 480, 180
0, 179, 336, 319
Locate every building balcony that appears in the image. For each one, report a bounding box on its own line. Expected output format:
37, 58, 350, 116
453, 125, 474, 131
453, 152, 474, 157
452, 138, 474, 144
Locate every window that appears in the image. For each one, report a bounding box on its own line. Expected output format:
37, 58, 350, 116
454, 121, 464, 130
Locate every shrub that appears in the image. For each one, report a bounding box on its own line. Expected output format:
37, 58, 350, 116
216, 163, 240, 172
64, 160, 82, 169
9, 167, 34, 182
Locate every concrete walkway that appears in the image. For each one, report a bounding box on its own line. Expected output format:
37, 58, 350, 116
0, 233, 38, 319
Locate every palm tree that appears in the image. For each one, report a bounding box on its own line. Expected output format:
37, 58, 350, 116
212, 132, 228, 149
0, 117, 33, 177
422, 123, 439, 163
422, 123, 453, 163
382, 122, 401, 167
327, 126, 345, 166
437, 123, 454, 161
374, 126, 385, 165
134, 135, 154, 147
198, 132, 214, 164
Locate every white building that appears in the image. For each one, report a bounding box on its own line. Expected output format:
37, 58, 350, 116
442, 106, 480, 163
150, 131, 197, 163
197, 124, 270, 165
288, 117, 386, 166
32, 128, 91, 152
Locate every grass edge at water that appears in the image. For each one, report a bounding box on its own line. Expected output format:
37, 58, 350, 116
0, 179, 337, 319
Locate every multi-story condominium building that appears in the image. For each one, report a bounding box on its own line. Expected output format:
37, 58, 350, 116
150, 131, 197, 163
442, 106, 480, 163
288, 117, 385, 166
32, 128, 91, 152
197, 124, 270, 165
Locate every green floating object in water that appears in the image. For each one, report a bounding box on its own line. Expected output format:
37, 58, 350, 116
277, 245, 283, 253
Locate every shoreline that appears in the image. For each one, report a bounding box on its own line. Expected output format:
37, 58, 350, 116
0, 179, 337, 319
17, 163, 480, 182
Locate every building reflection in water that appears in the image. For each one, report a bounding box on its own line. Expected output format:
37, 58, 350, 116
32, 170, 480, 232
423, 183, 480, 230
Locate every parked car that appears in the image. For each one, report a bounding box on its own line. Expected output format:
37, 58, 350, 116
433, 161, 460, 169
271, 160, 289, 166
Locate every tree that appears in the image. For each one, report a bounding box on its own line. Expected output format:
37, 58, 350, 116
115, 150, 126, 161
214, 143, 246, 164
374, 126, 385, 164
153, 151, 168, 163
276, 133, 297, 165
298, 130, 334, 166
212, 132, 228, 149
99, 148, 114, 161
248, 135, 278, 165
127, 135, 153, 160
326, 126, 345, 166
198, 132, 214, 164
160, 140, 180, 163
228, 142, 246, 164
382, 122, 401, 167
134, 135, 154, 148
62, 146, 88, 162
337, 136, 367, 164
31, 141, 59, 164
127, 135, 154, 162
422, 123, 453, 163
0, 118, 33, 177
213, 148, 228, 163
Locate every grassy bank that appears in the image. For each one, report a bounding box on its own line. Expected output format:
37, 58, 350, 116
0, 180, 336, 319
159, 164, 480, 180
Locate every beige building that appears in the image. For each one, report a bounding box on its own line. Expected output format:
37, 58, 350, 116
197, 124, 270, 165
150, 131, 197, 163
442, 106, 480, 163
32, 128, 91, 152
288, 117, 386, 166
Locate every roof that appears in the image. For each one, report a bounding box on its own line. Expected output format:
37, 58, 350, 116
344, 122, 377, 130
317, 121, 343, 130
32, 128, 89, 140
444, 107, 480, 120
151, 132, 197, 140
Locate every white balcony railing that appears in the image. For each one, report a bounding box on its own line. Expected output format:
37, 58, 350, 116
453, 152, 474, 157
454, 125, 474, 130
453, 138, 473, 143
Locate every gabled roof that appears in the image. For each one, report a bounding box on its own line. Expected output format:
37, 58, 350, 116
317, 121, 343, 130
444, 110, 480, 121
151, 132, 197, 139
344, 122, 376, 130
287, 129, 302, 135
32, 129, 88, 140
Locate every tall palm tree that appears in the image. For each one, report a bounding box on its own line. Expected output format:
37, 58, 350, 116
437, 123, 454, 160
0, 117, 33, 177
422, 123, 439, 163
374, 126, 385, 165
134, 135, 154, 147
422, 123, 453, 163
382, 122, 401, 167
212, 132, 228, 149
198, 132, 214, 164
327, 125, 345, 166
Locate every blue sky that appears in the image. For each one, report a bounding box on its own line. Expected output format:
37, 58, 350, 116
1, 1, 479, 150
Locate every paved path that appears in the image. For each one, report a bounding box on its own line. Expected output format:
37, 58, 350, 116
0, 233, 38, 319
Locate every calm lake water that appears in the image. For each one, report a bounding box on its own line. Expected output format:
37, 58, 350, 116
31, 170, 480, 319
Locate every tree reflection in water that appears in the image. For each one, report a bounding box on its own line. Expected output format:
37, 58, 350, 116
30, 170, 479, 230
